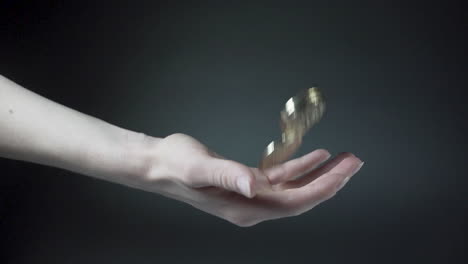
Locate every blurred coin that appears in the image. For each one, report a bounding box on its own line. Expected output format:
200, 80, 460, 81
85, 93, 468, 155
260, 87, 325, 170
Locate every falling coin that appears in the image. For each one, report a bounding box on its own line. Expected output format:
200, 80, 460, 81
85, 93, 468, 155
259, 87, 326, 170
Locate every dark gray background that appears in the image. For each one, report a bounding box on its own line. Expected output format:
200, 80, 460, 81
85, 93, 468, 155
1, 1, 467, 263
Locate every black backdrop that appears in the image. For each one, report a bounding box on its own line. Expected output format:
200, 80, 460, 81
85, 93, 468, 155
1, 1, 467, 263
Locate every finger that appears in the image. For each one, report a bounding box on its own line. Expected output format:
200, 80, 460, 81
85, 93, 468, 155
264, 149, 331, 185
189, 158, 256, 198
266, 154, 363, 214
251, 168, 274, 193
287, 155, 363, 210
281, 152, 357, 189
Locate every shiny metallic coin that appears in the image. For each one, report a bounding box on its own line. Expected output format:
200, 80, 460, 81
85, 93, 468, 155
259, 87, 326, 170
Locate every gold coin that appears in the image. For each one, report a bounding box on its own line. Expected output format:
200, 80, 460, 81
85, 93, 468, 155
259, 87, 326, 170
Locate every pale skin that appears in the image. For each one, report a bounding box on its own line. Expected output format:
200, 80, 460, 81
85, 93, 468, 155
0, 74, 364, 227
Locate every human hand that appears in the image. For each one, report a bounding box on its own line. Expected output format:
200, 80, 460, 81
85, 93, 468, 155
133, 133, 364, 227
0, 75, 363, 227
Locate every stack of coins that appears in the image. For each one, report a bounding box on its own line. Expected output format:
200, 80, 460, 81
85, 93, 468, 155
259, 87, 326, 170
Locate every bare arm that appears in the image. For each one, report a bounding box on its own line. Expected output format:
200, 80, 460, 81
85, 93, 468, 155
0, 74, 153, 187
0, 74, 364, 227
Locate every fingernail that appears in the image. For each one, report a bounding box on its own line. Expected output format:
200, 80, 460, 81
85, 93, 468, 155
344, 175, 351, 184
237, 177, 251, 198
337, 176, 351, 189
353, 161, 364, 174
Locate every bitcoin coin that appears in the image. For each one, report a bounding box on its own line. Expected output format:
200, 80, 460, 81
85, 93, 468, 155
259, 87, 326, 170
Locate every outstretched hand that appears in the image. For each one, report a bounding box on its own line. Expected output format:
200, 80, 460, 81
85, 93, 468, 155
136, 133, 364, 227
0, 75, 363, 227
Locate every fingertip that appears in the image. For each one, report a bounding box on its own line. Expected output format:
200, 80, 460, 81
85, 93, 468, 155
353, 161, 364, 174
237, 173, 257, 198
337, 152, 364, 164
266, 164, 289, 186
315, 148, 331, 158
236, 177, 250, 197
336, 175, 351, 190
248, 170, 258, 198
237, 167, 257, 198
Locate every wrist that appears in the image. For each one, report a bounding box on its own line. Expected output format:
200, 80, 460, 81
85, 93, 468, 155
115, 130, 162, 188
77, 124, 162, 189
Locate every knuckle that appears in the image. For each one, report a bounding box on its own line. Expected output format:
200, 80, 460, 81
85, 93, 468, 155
177, 161, 198, 185
178, 159, 205, 188
164, 133, 192, 144
277, 165, 288, 181
166, 132, 187, 139
182, 171, 197, 186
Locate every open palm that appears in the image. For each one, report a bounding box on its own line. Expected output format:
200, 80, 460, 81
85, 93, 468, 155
144, 133, 363, 227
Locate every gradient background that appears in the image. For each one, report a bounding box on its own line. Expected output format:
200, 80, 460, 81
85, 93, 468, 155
1, 1, 467, 263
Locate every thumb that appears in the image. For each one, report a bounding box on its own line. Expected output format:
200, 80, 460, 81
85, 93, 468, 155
200, 158, 256, 198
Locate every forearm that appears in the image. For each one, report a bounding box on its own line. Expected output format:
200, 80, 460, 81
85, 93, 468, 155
0, 75, 158, 185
